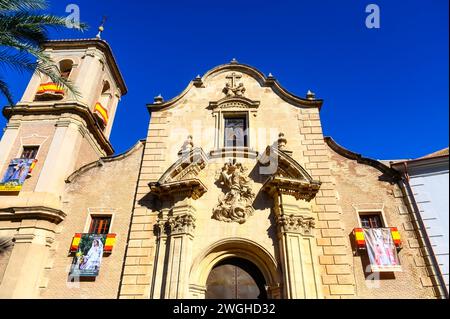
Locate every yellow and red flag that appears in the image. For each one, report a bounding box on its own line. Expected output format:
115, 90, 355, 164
70, 233, 82, 253
104, 233, 116, 253
36, 82, 65, 95
94, 102, 109, 125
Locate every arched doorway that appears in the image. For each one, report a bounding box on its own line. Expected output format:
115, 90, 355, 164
205, 257, 267, 299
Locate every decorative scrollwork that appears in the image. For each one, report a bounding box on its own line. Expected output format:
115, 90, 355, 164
212, 160, 255, 224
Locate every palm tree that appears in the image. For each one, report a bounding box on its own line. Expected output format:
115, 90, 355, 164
0, 0, 87, 105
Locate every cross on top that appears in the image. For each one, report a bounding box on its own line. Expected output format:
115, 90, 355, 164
226, 72, 242, 89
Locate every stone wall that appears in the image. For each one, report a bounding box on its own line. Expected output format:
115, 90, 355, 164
328, 144, 436, 298
39, 141, 143, 299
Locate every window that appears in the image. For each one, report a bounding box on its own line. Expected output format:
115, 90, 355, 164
360, 213, 383, 229
224, 116, 247, 147
21, 146, 39, 159
89, 216, 112, 234
59, 59, 73, 80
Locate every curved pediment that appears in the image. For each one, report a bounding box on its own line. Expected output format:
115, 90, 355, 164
147, 60, 323, 112
258, 146, 321, 201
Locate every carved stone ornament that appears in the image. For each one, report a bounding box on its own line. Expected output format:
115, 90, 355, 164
223, 72, 246, 97
276, 214, 316, 235
212, 160, 255, 224
168, 214, 196, 235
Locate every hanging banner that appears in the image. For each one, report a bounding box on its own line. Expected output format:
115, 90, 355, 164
70, 234, 106, 277
0, 159, 37, 192
364, 228, 402, 272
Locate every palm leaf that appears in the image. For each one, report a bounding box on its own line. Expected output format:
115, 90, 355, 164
0, 0, 47, 12
0, 77, 14, 105
0, 0, 89, 105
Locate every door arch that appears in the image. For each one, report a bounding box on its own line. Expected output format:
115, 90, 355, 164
206, 257, 267, 299
189, 238, 281, 299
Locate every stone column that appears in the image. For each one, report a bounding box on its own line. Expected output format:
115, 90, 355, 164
163, 207, 196, 299
150, 210, 170, 299
274, 194, 323, 299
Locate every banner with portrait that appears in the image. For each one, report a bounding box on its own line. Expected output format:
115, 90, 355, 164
70, 234, 106, 277
0, 159, 37, 192
364, 228, 402, 272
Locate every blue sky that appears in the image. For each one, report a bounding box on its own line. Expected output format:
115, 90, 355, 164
1, 0, 448, 159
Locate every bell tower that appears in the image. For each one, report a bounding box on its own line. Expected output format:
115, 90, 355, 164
0, 38, 127, 298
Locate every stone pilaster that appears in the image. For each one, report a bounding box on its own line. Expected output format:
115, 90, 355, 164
273, 194, 323, 299
163, 210, 196, 299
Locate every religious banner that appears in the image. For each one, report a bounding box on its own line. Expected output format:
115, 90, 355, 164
70, 234, 106, 277
364, 228, 402, 272
0, 159, 37, 192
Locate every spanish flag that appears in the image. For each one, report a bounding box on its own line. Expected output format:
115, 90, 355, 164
353, 228, 366, 249
104, 233, 116, 253
390, 227, 402, 248
70, 233, 82, 253
94, 102, 109, 125
36, 82, 65, 95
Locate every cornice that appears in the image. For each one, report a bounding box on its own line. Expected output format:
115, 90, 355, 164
66, 140, 145, 183
0, 206, 66, 223
147, 62, 323, 112
42, 39, 127, 95
149, 178, 208, 200
324, 136, 401, 183
2, 102, 114, 155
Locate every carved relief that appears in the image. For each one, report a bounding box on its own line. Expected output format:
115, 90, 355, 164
223, 72, 246, 97
155, 213, 196, 237
168, 214, 196, 235
212, 161, 255, 224
276, 214, 316, 235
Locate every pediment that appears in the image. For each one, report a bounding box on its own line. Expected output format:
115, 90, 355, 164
149, 147, 209, 199
258, 146, 321, 201
159, 147, 208, 183
208, 96, 260, 112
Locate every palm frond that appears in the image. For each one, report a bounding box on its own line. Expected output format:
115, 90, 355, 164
0, 76, 14, 105
0, 48, 37, 73
35, 62, 81, 98
0, 0, 47, 12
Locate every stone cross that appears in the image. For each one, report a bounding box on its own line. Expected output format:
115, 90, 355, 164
226, 72, 242, 89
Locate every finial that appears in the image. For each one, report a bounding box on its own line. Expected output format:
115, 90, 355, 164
154, 94, 164, 104
268, 72, 273, 78
193, 74, 204, 87
278, 133, 287, 150
230, 58, 238, 64
96, 16, 107, 39
179, 135, 194, 156
306, 89, 316, 100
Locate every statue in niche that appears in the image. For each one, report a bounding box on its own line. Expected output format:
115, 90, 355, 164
212, 160, 255, 224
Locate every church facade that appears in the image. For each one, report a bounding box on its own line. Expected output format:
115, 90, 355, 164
0, 38, 445, 299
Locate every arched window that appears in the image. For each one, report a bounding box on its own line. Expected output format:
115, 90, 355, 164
94, 81, 112, 131
59, 59, 74, 80
35, 59, 73, 101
